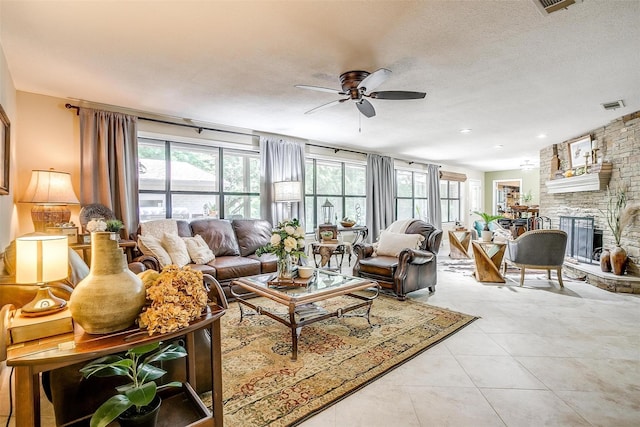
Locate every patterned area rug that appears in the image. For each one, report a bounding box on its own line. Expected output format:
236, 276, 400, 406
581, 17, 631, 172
201, 293, 476, 426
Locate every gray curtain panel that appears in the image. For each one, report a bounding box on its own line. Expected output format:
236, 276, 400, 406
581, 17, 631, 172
427, 163, 442, 230
259, 136, 306, 227
79, 108, 139, 238
366, 153, 395, 242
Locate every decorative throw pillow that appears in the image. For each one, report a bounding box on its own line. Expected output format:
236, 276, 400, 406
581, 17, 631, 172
182, 234, 215, 265
140, 219, 179, 240
138, 234, 172, 268
161, 232, 191, 267
375, 231, 425, 257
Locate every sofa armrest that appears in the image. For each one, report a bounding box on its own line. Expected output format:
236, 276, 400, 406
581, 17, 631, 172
203, 274, 228, 309
133, 255, 159, 271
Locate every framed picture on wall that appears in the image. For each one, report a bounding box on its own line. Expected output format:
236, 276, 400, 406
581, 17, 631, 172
0, 104, 10, 195
567, 135, 591, 169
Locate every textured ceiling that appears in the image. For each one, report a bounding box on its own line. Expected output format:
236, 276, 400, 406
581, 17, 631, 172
1, 0, 639, 171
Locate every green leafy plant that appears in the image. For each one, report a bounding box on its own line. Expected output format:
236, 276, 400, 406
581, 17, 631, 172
473, 211, 503, 231
104, 219, 124, 233
80, 342, 187, 427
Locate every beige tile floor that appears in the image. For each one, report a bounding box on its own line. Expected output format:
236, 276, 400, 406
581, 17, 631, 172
2, 242, 639, 426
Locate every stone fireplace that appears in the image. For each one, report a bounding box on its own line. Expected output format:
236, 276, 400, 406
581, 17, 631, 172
538, 111, 640, 292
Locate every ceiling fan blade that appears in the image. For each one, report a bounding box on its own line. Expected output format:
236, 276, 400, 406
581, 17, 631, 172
356, 99, 376, 118
295, 85, 344, 95
357, 68, 391, 92
369, 91, 426, 100
304, 98, 348, 114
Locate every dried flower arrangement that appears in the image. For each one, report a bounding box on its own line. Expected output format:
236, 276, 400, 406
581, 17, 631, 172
138, 265, 208, 335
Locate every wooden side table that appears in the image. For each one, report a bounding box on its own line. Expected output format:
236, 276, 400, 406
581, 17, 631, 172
471, 240, 506, 283
448, 229, 471, 259
6, 306, 225, 427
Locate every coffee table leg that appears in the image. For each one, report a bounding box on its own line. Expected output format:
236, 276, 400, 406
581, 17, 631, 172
289, 308, 299, 360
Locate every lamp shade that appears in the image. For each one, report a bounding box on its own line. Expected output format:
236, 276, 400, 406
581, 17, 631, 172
21, 169, 79, 205
15, 235, 69, 284
274, 181, 302, 203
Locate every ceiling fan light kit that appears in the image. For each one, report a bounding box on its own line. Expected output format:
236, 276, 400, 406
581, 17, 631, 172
296, 68, 426, 118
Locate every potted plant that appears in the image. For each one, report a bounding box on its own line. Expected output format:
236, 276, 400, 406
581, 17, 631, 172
473, 211, 503, 242
105, 219, 124, 240
80, 342, 187, 427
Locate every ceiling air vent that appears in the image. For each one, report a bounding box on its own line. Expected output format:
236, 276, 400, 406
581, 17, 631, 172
601, 100, 625, 111
531, 0, 576, 15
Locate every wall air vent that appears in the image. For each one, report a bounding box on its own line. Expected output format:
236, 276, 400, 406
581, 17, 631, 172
531, 0, 576, 15
601, 100, 625, 111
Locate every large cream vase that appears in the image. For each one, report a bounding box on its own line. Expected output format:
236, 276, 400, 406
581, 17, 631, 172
70, 232, 146, 334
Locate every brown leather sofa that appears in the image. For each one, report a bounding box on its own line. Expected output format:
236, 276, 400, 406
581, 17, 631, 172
135, 218, 277, 298
353, 220, 443, 300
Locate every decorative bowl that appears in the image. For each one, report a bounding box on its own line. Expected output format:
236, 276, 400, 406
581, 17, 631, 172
340, 221, 356, 228
297, 266, 314, 279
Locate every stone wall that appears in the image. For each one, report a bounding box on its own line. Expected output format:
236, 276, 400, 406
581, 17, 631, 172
539, 111, 640, 276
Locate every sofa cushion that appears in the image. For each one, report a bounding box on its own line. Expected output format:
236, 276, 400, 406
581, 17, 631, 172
182, 235, 215, 264
161, 232, 191, 267
190, 219, 240, 257
138, 235, 172, 268
232, 219, 272, 257
247, 252, 278, 273
376, 231, 425, 257
140, 219, 179, 240
211, 256, 261, 281
186, 263, 216, 276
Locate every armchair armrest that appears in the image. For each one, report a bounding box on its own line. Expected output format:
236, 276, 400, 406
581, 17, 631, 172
427, 229, 443, 255
398, 248, 435, 266
353, 243, 375, 260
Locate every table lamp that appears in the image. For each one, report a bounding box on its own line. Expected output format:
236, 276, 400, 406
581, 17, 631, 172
274, 180, 302, 219
20, 169, 80, 232
15, 235, 69, 317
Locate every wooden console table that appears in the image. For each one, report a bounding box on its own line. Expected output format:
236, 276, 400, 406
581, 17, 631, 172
471, 240, 506, 283
6, 306, 225, 427
70, 239, 137, 264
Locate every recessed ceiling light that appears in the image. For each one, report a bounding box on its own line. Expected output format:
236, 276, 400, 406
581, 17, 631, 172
537, 133, 547, 139
459, 129, 472, 134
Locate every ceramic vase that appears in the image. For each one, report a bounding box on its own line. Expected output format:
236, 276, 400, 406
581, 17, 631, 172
600, 249, 611, 273
610, 245, 627, 276
69, 232, 146, 334
277, 253, 294, 280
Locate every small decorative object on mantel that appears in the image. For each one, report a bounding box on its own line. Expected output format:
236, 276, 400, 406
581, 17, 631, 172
80, 341, 187, 427
601, 181, 640, 275
69, 232, 146, 334
256, 218, 306, 280
137, 265, 208, 336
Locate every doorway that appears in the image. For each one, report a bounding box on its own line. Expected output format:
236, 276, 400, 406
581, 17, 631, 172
492, 179, 522, 216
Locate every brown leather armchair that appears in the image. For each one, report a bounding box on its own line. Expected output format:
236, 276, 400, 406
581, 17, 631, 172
353, 220, 443, 300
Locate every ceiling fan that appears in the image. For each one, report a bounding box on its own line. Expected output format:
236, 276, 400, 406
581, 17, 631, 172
296, 68, 426, 118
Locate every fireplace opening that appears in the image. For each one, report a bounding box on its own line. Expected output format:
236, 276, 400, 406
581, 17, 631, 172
559, 216, 603, 263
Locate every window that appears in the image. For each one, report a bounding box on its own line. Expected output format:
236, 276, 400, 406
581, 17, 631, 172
305, 159, 366, 233
138, 137, 260, 222
440, 179, 461, 223
395, 170, 428, 221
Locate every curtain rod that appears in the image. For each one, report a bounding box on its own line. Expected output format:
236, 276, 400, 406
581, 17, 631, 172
65, 103, 255, 138
65, 103, 439, 167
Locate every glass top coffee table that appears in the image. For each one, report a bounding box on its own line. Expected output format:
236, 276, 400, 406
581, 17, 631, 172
231, 269, 380, 360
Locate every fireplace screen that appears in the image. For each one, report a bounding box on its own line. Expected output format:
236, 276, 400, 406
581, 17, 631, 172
559, 216, 601, 264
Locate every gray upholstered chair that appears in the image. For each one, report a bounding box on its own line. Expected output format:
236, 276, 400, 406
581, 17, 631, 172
504, 229, 568, 287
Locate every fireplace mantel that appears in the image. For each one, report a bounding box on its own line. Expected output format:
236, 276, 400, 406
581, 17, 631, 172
545, 163, 612, 194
